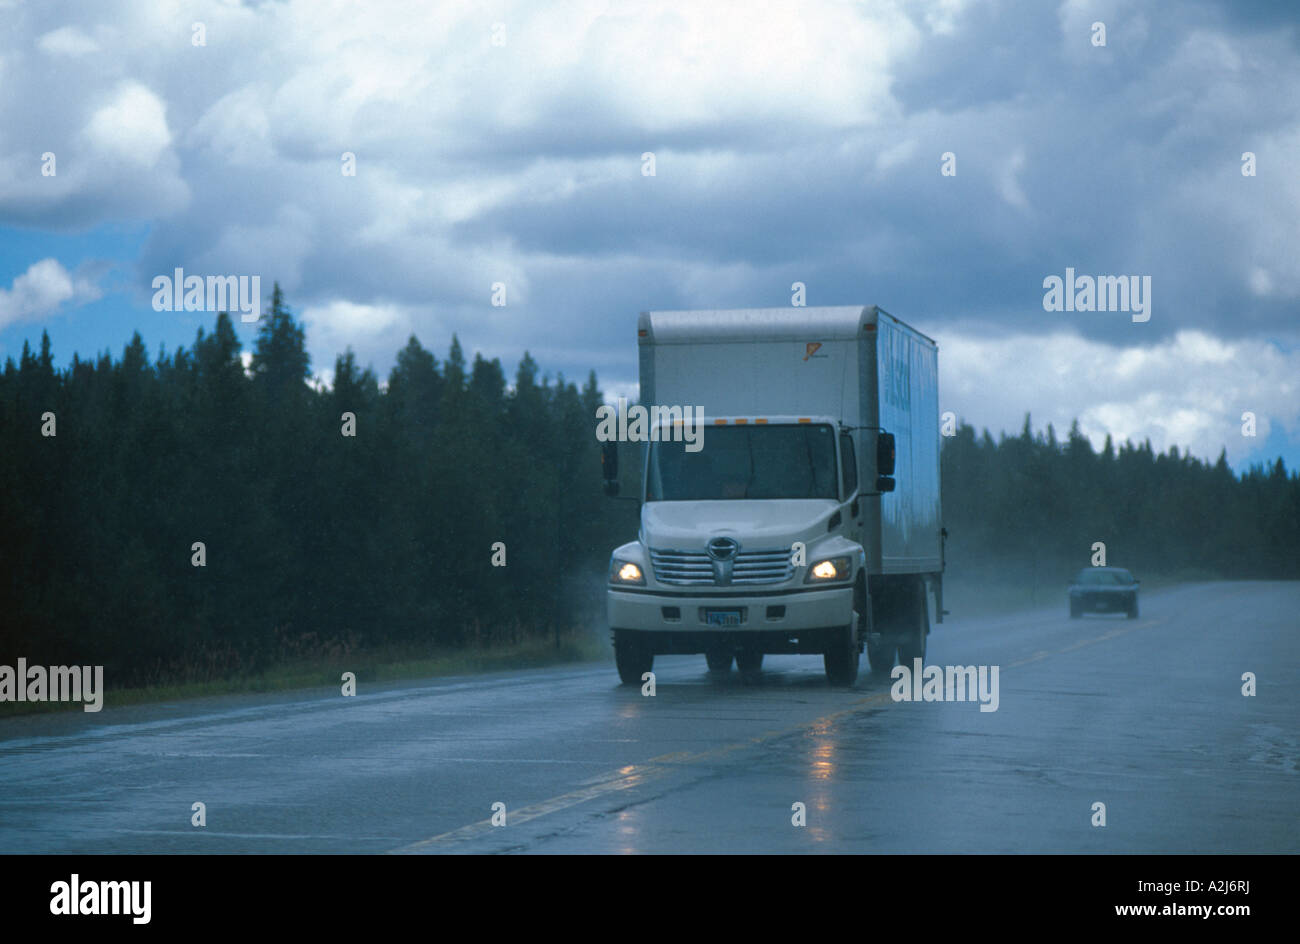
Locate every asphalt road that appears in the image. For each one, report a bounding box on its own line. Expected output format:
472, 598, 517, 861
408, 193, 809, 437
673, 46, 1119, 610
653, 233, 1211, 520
1, 581, 1296, 853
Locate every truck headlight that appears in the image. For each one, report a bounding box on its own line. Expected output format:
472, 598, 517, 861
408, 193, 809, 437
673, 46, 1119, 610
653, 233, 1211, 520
609, 560, 645, 585
805, 556, 851, 583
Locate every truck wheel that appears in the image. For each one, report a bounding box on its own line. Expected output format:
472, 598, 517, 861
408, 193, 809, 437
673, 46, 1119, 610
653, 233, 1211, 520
1127, 598, 1139, 619
862, 579, 892, 678
706, 650, 733, 673
866, 638, 895, 678
736, 651, 763, 682
824, 625, 859, 686
825, 587, 862, 687
1069, 601, 1081, 619
897, 579, 928, 665
614, 631, 654, 686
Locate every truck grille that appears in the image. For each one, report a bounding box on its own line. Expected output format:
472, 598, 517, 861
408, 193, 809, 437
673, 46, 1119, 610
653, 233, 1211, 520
649, 549, 794, 586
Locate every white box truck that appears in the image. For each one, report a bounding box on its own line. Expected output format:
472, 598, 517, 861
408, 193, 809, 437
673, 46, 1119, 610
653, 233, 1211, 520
601, 306, 945, 685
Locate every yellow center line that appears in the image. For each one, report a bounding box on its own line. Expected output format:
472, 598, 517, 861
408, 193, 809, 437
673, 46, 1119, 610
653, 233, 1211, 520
1008, 649, 1053, 667
389, 616, 1172, 853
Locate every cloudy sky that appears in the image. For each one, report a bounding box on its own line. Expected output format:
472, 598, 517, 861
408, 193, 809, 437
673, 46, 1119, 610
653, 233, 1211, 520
1, 0, 1297, 470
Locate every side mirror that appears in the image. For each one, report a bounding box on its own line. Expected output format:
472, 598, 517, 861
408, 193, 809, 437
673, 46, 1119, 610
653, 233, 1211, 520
875, 476, 896, 493
877, 431, 896, 476
601, 441, 620, 497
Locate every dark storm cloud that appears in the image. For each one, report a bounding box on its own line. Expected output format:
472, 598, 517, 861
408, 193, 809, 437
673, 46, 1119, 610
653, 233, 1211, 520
2, 0, 1297, 469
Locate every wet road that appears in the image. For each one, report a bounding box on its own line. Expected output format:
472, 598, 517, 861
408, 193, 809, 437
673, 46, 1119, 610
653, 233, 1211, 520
1, 581, 1296, 853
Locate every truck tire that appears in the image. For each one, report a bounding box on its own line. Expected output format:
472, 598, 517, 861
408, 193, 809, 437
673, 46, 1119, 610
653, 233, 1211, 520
897, 579, 928, 665
866, 638, 895, 678
864, 579, 893, 678
824, 625, 859, 686
614, 630, 654, 686
1069, 601, 1082, 619
824, 584, 862, 686
736, 651, 763, 682
1126, 597, 1139, 619
706, 650, 733, 673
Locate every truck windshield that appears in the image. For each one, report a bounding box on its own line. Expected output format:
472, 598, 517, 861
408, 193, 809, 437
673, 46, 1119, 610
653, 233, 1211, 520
646, 424, 838, 501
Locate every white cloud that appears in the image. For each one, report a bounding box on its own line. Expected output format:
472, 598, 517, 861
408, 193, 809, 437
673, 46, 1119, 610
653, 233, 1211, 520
310, 367, 335, 393
186, 85, 274, 167
874, 138, 918, 175
38, 26, 100, 57
300, 300, 411, 364
0, 258, 98, 329
83, 82, 173, 167
940, 329, 1299, 466
996, 146, 1030, 211
1248, 266, 1273, 297
924, 0, 971, 36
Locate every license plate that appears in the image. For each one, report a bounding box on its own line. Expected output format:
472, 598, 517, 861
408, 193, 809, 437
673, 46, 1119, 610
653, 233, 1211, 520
705, 608, 743, 627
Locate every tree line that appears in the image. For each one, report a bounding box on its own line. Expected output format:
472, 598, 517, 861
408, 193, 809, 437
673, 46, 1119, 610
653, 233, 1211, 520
939, 415, 1299, 586
2, 286, 1295, 684
1, 286, 632, 685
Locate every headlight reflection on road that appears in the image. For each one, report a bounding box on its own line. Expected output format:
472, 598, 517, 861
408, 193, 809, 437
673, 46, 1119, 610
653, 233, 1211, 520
805, 720, 837, 842
808, 720, 837, 782
616, 809, 640, 855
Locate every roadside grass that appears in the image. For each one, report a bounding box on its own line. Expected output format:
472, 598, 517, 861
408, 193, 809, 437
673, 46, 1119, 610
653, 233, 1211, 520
0, 633, 611, 719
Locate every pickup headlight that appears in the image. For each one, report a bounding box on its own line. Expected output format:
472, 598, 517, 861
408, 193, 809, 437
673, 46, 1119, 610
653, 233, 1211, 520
805, 556, 851, 583
609, 559, 645, 585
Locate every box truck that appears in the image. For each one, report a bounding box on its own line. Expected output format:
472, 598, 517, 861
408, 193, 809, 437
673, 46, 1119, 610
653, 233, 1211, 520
601, 306, 945, 685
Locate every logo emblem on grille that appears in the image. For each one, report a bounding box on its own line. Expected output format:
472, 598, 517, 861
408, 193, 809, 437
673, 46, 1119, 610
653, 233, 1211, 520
707, 537, 739, 585
706, 537, 738, 560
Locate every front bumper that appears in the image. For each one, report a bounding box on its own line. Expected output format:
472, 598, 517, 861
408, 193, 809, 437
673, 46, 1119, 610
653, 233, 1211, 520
609, 585, 853, 633
1072, 591, 1135, 611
